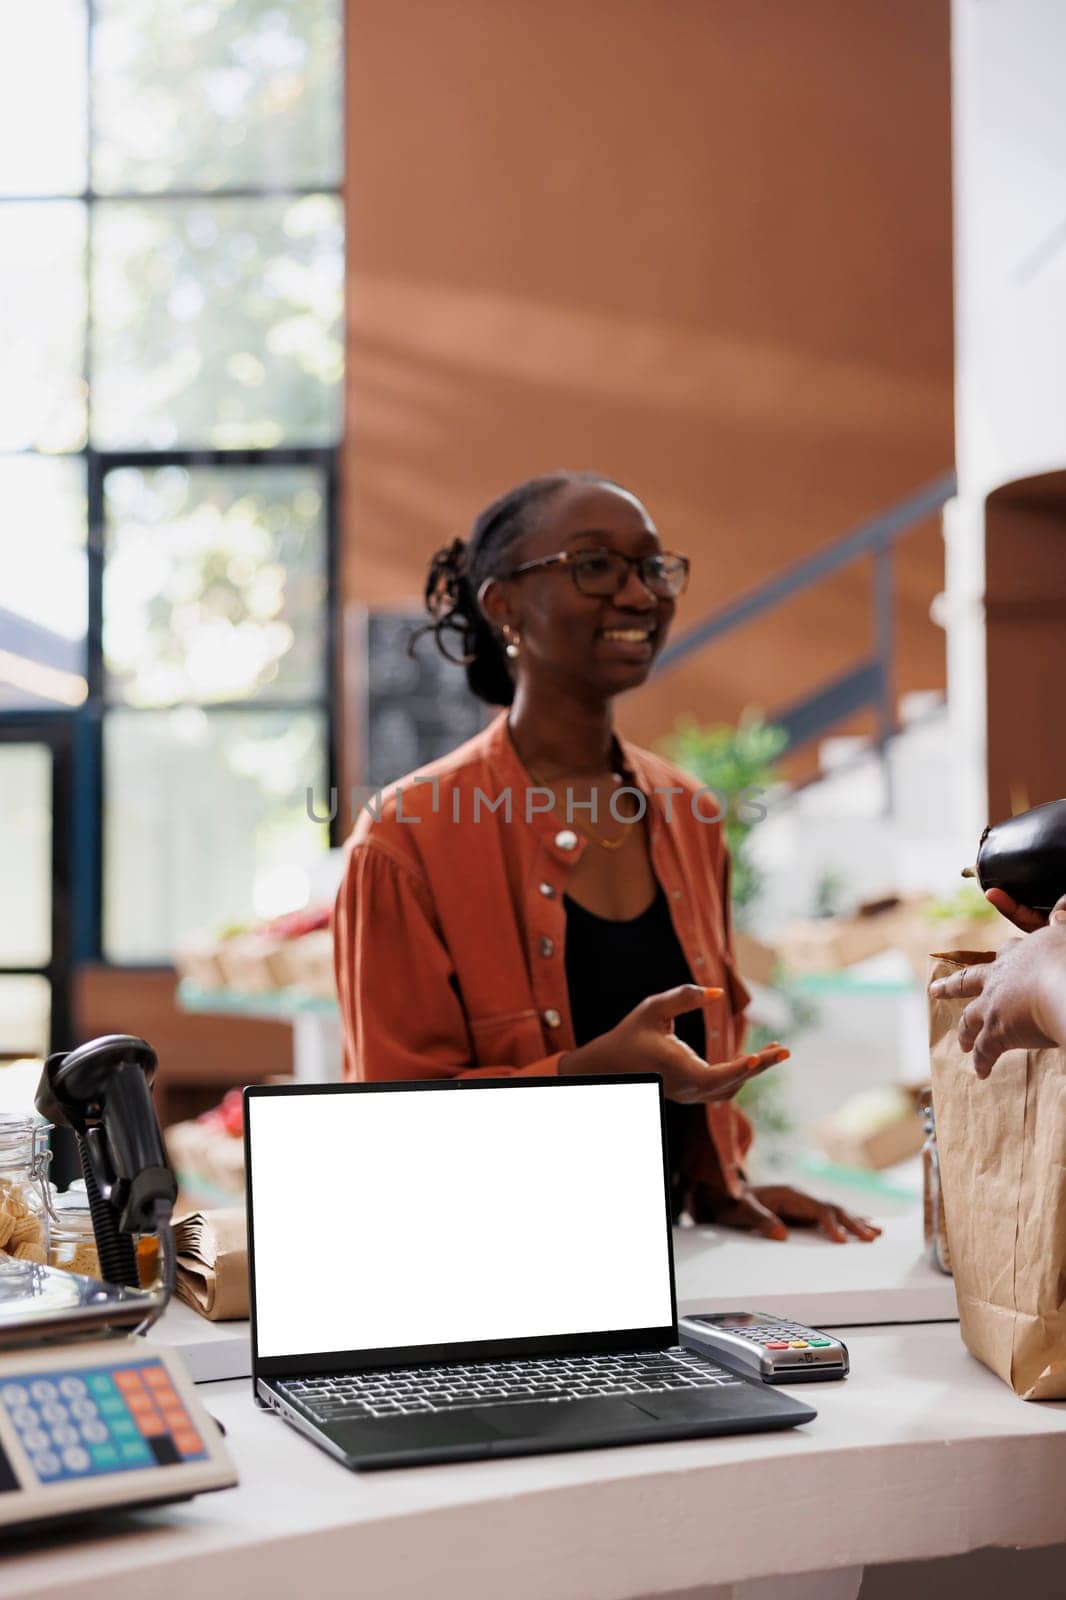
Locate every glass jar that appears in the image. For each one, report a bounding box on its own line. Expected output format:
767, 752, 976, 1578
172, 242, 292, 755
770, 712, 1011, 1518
0, 1114, 53, 1266
920, 1093, 952, 1275
48, 1183, 101, 1278
48, 1180, 160, 1288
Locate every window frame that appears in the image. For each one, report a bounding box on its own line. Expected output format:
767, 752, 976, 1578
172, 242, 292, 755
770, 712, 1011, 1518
0, 0, 344, 974
0, 713, 75, 1055
85, 443, 340, 968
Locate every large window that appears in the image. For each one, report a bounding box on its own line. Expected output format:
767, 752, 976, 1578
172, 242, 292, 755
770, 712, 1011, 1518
0, 0, 343, 976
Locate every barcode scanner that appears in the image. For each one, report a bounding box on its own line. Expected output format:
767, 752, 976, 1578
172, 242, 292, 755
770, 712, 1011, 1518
35, 1036, 177, 1294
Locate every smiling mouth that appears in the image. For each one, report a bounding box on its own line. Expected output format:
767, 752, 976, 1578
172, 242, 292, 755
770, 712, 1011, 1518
600, 628, 656, 645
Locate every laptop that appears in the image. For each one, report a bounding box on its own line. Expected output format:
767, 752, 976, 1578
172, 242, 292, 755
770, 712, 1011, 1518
244, 1076, 816, 1470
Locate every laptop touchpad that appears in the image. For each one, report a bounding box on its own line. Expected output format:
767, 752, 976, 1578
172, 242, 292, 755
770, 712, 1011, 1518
328, 1412, 498, 1456
484, 1398, 650, 1442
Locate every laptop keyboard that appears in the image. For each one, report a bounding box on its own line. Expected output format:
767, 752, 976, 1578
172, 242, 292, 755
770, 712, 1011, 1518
278, 1348, 744, 1424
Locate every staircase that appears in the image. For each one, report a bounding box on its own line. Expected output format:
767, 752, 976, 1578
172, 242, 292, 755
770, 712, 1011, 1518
748, 691, 968, 942
656, 472, 957, 786
650, 472, 966, 933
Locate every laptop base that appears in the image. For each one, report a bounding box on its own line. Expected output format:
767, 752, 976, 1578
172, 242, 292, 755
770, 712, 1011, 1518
259, 1370, 816, 1471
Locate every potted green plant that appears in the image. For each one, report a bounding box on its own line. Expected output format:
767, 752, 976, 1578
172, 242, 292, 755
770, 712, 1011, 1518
662, 713, 809, 1155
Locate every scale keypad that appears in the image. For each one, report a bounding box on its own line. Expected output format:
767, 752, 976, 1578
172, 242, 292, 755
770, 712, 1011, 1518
0, 1362, 206, 1484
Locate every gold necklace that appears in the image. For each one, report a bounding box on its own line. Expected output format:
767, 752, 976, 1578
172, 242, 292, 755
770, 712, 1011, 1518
526, 765, 633, 851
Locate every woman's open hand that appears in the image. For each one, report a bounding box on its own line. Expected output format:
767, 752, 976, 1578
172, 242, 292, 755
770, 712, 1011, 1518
562, 984, 789, 1104
709, 1182, 882, 1243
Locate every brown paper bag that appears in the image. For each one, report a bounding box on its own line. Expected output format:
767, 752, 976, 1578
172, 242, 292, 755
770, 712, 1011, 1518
173, 1209, 249, 1321
930, 950, 1066, 1399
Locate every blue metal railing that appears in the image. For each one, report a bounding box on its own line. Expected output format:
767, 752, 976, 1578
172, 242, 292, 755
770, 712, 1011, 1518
657, 471, 957, 754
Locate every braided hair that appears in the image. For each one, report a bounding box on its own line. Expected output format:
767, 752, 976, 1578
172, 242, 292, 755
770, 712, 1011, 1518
415, 471, 619, 707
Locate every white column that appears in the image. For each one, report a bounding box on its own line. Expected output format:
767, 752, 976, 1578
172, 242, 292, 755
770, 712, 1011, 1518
950, 0, 1066, 826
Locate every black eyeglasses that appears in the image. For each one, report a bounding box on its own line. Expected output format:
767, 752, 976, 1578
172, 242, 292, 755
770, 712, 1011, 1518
505, 547, 690, 599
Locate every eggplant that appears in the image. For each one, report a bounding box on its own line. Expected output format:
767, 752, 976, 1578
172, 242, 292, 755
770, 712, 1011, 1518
976, 798, 1066, 914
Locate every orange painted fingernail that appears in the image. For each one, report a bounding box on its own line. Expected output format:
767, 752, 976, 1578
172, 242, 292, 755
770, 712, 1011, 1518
745, 1054, 761, 1067
702, 987, 724, 1000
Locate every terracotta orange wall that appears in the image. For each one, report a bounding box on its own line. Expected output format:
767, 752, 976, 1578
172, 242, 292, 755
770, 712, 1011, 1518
341, 0, 954, 769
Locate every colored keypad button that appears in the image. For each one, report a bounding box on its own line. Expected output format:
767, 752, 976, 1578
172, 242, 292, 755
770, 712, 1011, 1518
808, 1339, 832, 1348
788, 1341, 809, 1349
766, 1341, 788, 1349
2, 1363, 209, 1483
3, 1362, 208, 1482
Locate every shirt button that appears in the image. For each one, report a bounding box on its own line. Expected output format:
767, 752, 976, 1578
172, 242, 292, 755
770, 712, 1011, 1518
543, 1009, 562, 1029
693, 955, 705, 967
539, 938, 555, 958
710, 1028, 721, 1043
554, 829, 579, 851
538, 882, 556, 899
671, 889, 683, 901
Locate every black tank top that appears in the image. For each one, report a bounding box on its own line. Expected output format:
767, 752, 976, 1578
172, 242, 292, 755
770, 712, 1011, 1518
564, 885, 705, 1220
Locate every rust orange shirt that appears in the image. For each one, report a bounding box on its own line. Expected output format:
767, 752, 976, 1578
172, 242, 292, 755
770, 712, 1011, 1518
332, 712, 754, 1202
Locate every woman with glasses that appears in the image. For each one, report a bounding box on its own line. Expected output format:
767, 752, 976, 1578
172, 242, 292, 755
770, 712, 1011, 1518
334, 472, 879, 1242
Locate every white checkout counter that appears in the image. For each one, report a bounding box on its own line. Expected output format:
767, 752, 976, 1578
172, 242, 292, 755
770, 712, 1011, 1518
3, 1219, 1065, 1600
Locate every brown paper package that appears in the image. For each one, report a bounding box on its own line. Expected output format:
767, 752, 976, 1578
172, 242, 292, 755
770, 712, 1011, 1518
173, 1209, 249, 1322
930, 950, 1066, 1400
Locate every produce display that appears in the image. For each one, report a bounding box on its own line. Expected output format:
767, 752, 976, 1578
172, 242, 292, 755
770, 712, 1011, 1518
166, 1089, 248, 1204
778, 885, 1017, 979
814, 1085, 926, 1172
177, 907, 334, 998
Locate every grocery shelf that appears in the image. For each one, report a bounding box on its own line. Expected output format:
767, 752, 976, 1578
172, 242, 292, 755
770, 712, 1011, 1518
781, 947, 920, 998
786, 970, 918, 998
176, 980, 343, 1083
176, 980, 338, 1021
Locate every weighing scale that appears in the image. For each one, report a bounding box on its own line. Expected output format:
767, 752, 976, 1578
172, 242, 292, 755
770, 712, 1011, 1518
0, 1037, 237, 1535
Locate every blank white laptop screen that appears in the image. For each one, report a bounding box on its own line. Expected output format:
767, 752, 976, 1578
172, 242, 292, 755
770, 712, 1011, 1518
248, 1081, 674, 1359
